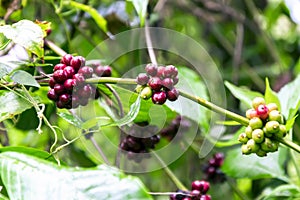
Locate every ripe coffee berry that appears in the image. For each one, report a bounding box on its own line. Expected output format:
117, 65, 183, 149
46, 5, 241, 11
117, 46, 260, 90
152, 91, 167, 105
47, 89, 58, 101
256, 104, 268, 120
53, 69, 67, 83
102, 66, 112, 77
145, 63, 157, 76
191, 180, 210, 194
61, 54, 73, 65
53, 63, 66, 71
164, 65, 178, 78
136, 73, 149, 85
48, 54, 112, 109
149, 77, 163, 91
167, 88, 179, 101
78, 66, 94, 78
162, 78, 174, 89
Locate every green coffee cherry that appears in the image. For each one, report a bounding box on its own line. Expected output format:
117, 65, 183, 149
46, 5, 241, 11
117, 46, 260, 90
245, 126, 253, 138
246, 139, 260, 153
265, 121, 280, 134
252, 97, 265, 110
241, 144, 251, 155
261, 138, 279, 152
263, 127, 272, 138
252, 129, 264, 143
266, 103, 278, 112
140, 86, 152, 99
275, 124, 287, 138
268, 110, 283, 123
249, 117, 263, 129
256, 149, 267, 157
238, 133, 249, 143
135, 85, 144, 93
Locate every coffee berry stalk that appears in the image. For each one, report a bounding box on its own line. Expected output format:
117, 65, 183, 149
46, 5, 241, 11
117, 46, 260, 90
238, 97, 286, 157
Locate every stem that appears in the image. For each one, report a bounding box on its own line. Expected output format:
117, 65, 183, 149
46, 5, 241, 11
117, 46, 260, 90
276, 137, 300, 154
179, 89, 249, 126
145, 21, 158, 65
45, 40, 67, 56
104, 84, 124, 117
89, 135, 110, 165
86, 77, 137, 85
152, 150, 188, 191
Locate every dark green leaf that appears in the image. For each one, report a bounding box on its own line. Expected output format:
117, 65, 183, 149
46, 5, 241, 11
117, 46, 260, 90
225, 81, 263, 108
81, 116, 111, 129
0, 20, 44, 57
10, 70, 40, 88
0, 152, 152, 200
264, 77, 281, 111
221, 148, 288, 181
0, 91, 33, 122
57, 111, 83, 128
278, 74, 300, 119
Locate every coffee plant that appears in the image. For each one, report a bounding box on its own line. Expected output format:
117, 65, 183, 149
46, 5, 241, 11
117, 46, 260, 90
1, 1, 300, 200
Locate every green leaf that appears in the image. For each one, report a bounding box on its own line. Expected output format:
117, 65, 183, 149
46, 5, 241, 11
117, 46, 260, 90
0, 64, 10, 78
0, 146, 56, 163
68, 1, 108, 34
0, 38, 11, 50
81, 116, 111, 129
286, 115, 298, 131
10, 70, 40, 88
103, 95, 141, 127
168, 67, 209, 131
221, 148, 288, 181
262, 184, 300, 199
0, 91, 33, 122
278, 74, 300, 119
0, 152, 153, 200
127, 0, 148, 26
264, 78, 281, 110
225, 81, 263, 108
0, 20, 44, 57
57, 111, 83, 128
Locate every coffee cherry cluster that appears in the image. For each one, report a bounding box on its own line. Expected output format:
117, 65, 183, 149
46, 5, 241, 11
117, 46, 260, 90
119, 124, 160, 163
160, 115, 191, 141
203, 153, 226, 183
136, 64, 179, 105
47, 54, 112, 109
238, 97, 286, 157
170, 180, 211, 200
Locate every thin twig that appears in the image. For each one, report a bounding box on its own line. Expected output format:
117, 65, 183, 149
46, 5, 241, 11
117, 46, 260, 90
89, 135, 110, 165
45, 40, 67, 56
145, 21, 158, 65
105, 84, 124, 117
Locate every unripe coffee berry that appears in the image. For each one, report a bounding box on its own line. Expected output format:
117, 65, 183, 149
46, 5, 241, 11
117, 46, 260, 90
261, 138, 279, 152
252, 97, 265, 109
256, 149, 267, 157
140, 86, 152, 100
246, 139, 260, 153
267, 103, 278, 113
241, 144, 251, 155
268, 110, 283, 123
245, 126, 253, 138
249, 117, 263, 129
246, 109, 258, 119
252, 129, 264, 143
265, 121, 280, 134
238, 133, 249, 143
276, 124, 287, 138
